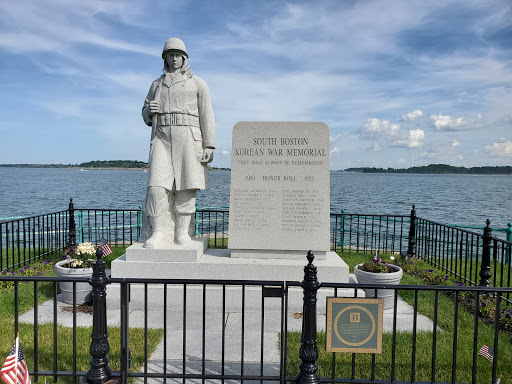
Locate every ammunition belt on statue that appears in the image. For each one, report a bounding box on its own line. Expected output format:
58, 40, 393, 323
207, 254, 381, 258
158, 113, 200, 127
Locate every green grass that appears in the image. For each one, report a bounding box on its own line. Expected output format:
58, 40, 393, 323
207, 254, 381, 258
1, 248, 61, 272
286, 252, 512, 383
0, 247, 164, 383
424, 255, 512, 288
335, 251, 378, 272
207, 237, 228, 248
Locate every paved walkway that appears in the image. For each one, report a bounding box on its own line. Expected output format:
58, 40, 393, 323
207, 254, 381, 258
19, 276, 435, 383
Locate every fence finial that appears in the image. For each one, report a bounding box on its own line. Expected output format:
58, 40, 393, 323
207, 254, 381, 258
66, 197, 77, 248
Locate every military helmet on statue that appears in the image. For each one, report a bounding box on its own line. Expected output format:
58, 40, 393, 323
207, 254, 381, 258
162, 37, 188, 59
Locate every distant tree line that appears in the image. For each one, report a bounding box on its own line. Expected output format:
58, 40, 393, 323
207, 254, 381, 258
0, 160, 149, 168
0, 160, 230, 171
344, 164, 512, 174
0, 163, 71, 168
79, 160, 149, 168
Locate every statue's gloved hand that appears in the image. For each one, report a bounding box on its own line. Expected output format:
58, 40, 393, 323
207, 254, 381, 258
149, 100, 161, 116
200, 147, 214, 164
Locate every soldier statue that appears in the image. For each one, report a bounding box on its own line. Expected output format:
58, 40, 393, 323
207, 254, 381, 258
141, 37, 215, 248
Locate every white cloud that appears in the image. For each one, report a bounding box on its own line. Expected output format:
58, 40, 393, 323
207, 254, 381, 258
452, 140, 461, 147
371, 143, 381, 152
330, 147, 342, 155
401, 110, 423, 121
430, 114, 468, 131
361, 118, 400, 138
485, 139, 512, 157
0, 2, 156, 57
220, 149, 230, 156
360, 118, 424, 148
394, 129, 425, 148
330, 133, 343, 143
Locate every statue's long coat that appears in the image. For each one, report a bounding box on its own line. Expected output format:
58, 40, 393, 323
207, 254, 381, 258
142, 70, 215, 191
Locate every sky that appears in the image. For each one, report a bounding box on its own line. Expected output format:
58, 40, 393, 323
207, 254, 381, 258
0, 0, 511, 170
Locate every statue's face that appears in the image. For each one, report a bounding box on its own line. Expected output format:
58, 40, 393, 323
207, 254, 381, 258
165, 52, 184, 70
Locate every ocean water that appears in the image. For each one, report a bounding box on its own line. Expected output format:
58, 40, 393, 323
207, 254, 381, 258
0, 168, 510, 231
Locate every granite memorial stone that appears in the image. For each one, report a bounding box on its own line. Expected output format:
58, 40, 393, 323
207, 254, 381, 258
229, 122, 330, 259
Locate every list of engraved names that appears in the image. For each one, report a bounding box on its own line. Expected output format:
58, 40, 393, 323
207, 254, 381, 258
229, 122, 330, 251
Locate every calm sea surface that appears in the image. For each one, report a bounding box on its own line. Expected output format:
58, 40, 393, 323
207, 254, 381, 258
0, 168, 511, 230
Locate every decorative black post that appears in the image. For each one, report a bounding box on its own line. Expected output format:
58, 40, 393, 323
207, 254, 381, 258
479, 219, 492, 287
296, 251, 321, 384
81, 246, 116, 384
406, 204, 416, 258
66, 198, 77, 248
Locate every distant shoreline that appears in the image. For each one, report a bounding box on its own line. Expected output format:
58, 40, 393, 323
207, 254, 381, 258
0, 163, 510, 175
0, 165, 229, 171
341, 164, 512, 175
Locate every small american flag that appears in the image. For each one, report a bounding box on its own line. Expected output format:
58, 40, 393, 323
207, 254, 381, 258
0, 336, 31, 384
98, 237, 112, 257
479, 344, 494, 362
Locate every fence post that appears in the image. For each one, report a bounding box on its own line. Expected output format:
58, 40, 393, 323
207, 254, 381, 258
81, 245, 116, 384
296, 251, 321, 384
506, 223, 512, 265
479, 219, 492, 287
66, 198, 77, 248
403, 204, 416, 259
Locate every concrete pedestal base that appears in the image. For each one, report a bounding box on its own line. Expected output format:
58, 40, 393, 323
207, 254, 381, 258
125, 238, 207, 262
111, 247, 349, 283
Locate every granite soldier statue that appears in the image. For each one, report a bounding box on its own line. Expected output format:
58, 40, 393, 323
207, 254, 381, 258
141, 37, 215, 247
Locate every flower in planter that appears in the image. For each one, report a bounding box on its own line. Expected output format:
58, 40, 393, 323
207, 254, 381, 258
62, 242, 96, 268
358, 251, 396, 273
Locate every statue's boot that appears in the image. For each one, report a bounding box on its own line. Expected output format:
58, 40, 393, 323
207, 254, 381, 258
143, 214, 168, 248
175, 213, 192, 245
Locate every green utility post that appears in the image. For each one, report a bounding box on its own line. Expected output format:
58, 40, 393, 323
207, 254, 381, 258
137, 205, 143, 240
506, 223, 512, 265
78, 210, 83, 244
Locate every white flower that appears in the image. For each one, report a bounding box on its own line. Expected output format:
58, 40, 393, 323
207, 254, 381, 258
76, 242, 96, 257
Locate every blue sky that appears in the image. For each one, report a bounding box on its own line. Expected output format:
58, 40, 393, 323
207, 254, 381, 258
0, 0, 511, 170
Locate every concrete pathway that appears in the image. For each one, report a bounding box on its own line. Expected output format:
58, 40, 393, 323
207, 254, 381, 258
19, 276, 435, 383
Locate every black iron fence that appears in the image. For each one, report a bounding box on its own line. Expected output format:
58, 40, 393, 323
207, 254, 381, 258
331, 213, 409, 254
1, 199, 142, 271
2, 201, 512, 291
412, 215, 512, 290
0, 210, 69, 271
75, 208, 142, 246
1, 250, 511, 384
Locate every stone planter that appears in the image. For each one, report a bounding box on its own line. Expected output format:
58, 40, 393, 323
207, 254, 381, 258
54, 259, 93, 305
354, 264, 403, 310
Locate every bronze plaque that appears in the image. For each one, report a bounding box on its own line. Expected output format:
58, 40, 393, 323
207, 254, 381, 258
326, 297, 383, 353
